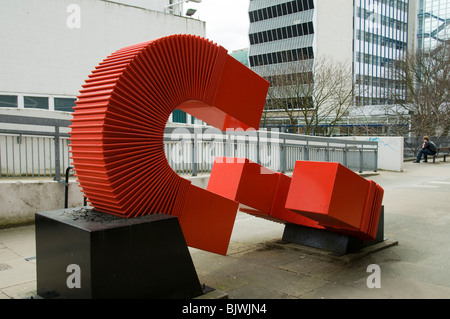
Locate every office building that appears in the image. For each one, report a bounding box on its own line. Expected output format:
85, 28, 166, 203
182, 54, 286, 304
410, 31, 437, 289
416, 0, 450, 51
248, 0, 413, 134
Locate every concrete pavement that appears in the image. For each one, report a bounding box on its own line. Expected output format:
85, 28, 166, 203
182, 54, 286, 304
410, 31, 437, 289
1, 160, 450, 299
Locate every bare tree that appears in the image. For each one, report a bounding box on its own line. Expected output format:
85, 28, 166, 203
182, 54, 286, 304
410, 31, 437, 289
262, 56, 354, 136
388, 41, 450, 137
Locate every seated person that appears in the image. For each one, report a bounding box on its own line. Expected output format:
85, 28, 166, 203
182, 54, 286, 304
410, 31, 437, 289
413, 136, 437, 163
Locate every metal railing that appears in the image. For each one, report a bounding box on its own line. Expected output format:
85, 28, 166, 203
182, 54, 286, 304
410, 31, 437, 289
0, 116, 379, 179
164, 126, 378, 175
0, 115, 71, 180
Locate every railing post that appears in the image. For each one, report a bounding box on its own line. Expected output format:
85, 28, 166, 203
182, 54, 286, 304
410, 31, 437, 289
374, 147, 378, 172
65, 166, 73, 208
359, 145, 364, 173
304, 140, 309, 161
54, 126, 61, 181
343, 143, 348, 168
280, 140, 286, 174
256, 130, 260, 165
192, 131, 197, 176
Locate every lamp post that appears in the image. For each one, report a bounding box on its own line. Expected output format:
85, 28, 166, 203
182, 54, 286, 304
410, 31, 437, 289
165, 0, 202, 16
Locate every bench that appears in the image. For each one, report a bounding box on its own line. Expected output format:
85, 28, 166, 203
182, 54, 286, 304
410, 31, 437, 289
432, 147, 450, 163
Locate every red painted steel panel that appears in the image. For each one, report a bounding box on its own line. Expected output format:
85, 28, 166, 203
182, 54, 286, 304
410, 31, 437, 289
285, 161, 384, 240
207, 158, 324, 228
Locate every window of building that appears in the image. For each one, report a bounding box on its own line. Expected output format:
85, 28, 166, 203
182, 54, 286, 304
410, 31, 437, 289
24, 96, 48, 109
0, 95, 18, 108
172, 109, 187, 123
287, 25, 293, 38
54, 97, 77, 112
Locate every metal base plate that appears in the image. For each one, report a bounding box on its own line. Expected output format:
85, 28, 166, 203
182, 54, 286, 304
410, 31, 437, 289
282, 207, 385, 256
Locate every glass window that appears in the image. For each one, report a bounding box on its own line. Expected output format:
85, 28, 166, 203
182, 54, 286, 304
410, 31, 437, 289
287, 2, 293, 14
303, 0, 308, 10
287, 25, 293, 38
276, 28, 282, 40
302, 23, 308, 35
249, 56, 255, 67
267, 6, 273, 19
277, 4, 282, 16
272, 29, 277, 41
272, 52, 277, 64
54, 97, 77, 112
308, 22, 314, 34
24, 96, 48, 109
267, 53, 273, 64
0, 95, 18, 108
292, 24, 298, 37
172, 109, 187, 123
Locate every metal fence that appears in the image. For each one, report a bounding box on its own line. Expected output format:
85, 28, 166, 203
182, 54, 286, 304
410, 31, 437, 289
0, 116, 379, 179
164, 126, 378, 175
0, 115, 71, 180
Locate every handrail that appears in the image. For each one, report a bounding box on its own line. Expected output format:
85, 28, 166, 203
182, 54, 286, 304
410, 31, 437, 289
1, 116, 379, 179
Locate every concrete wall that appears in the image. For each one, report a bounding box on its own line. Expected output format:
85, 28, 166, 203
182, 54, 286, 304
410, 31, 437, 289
0, 179, 84, 227
0, 174, 211, 228
347, 136, 404, 172
0, 0, 205, 97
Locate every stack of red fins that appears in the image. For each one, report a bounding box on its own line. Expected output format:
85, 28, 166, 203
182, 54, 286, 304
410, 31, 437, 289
69, 34, 270, 255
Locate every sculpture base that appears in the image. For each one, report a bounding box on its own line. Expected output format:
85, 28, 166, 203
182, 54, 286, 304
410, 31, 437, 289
282, 207, 385, 256
35, 208, 204, 299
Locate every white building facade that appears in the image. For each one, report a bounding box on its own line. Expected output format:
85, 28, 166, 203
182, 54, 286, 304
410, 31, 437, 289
0, 0, 205, 123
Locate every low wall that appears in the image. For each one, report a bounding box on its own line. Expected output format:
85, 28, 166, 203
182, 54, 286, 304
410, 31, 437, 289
0, 175, 211, 228
345, 136, 404, 172
0, 168, 379, 228
0, 179, 84, 227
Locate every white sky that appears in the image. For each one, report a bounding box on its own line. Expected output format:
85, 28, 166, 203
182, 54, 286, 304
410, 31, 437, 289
187, 0, 250, 52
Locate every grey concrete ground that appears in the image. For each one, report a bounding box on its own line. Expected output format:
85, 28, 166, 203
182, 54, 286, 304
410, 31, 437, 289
1, 160, 450, 299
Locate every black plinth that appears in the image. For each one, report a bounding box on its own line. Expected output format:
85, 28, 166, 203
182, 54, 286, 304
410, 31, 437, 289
282, 206, 385, 256
35, 208, 204, 299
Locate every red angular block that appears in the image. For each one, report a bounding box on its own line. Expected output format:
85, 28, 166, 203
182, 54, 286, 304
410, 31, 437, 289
285, 161, 383, 240
207, 157, 322, 228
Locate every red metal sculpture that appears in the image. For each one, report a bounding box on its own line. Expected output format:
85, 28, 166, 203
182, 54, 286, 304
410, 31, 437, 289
69, 35, 270, 255
70, 34, 384, 257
